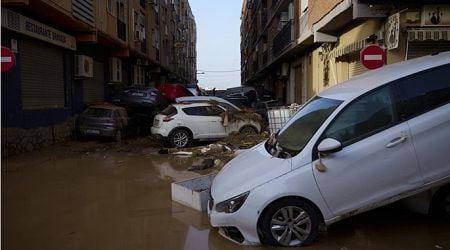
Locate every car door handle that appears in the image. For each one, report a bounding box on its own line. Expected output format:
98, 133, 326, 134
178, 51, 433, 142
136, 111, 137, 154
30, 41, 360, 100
386, 136, 407, 148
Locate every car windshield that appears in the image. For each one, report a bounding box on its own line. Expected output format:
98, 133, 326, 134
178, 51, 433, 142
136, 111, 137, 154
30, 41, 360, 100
161, 105, 177, 116
83, 107, 113, 117
271, 97, 342, 157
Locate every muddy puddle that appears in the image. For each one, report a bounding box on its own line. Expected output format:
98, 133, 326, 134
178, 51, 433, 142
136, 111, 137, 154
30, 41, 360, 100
2, 140, 450, 250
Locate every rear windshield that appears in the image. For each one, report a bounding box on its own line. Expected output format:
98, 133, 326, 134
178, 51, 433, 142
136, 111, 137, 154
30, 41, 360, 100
161, 105, 178, 116
83, 108, 113, 117
123, 89, 147, 97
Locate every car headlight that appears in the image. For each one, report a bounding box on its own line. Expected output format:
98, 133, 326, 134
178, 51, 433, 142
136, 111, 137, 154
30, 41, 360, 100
215, 191, 250, 213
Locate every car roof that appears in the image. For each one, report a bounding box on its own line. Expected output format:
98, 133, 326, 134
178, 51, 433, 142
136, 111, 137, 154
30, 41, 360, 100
175, 96, 241, 110
318, 52, 450, 101
171, 102, 217, 108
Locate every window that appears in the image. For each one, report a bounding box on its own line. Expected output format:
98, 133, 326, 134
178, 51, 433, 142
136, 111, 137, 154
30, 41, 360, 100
395, 64, 450, 120
161, 105, 177, 116
117, 0, 126, 22
277, 97, 342, 155
206, 106, 223, 116
133, 65, 145, 85
324, 86, 397, 147
107, 0, 114, 15
182, 107, 208, 116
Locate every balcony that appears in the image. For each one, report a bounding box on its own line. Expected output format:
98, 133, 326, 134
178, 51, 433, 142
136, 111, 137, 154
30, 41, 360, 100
272, 20, 292, 57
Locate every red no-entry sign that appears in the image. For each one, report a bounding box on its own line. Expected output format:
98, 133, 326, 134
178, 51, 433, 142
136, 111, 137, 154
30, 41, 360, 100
360, 44, 385, 70
1, 46, 16, 73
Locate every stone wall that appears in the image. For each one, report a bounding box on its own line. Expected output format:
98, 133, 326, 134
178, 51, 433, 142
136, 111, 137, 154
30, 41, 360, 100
1, 118, 75, 157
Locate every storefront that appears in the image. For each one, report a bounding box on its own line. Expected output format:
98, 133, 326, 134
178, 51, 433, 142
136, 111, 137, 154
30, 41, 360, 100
1, 8, 76, 128
1, 8, 77, 156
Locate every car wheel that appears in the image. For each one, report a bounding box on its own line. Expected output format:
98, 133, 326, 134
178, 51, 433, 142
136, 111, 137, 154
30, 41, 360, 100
240, 125, 257, 135
431, 186, 450, 220
170, 129, 191, 148
260, 199, 319, 247
115, 129, 122, 142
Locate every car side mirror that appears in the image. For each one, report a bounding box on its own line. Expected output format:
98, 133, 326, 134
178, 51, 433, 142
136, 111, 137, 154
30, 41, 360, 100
317, 138, 342, 154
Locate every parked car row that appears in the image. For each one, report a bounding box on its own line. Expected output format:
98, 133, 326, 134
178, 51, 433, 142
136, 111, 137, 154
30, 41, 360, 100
76, 83, 205, 141
76, 86, 265, 144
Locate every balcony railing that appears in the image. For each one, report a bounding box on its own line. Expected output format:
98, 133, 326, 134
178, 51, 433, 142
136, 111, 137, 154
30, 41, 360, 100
272, 20, 292, 57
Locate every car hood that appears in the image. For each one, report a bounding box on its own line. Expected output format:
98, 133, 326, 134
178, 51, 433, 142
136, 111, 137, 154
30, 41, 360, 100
211, 141, 293, 202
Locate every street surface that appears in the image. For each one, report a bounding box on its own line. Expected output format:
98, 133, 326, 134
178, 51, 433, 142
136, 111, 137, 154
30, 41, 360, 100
2, 139, 450, 250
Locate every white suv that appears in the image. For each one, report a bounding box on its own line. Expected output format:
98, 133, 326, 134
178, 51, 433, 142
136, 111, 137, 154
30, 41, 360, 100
151, 102, 261, 147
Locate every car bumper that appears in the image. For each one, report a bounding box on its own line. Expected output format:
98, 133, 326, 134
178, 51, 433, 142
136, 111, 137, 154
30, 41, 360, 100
208, 198, 261, 245
151, 126, 170, 137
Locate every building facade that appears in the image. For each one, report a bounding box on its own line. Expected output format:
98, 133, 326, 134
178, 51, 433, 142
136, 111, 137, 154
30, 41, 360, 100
1, 0, 197, 156
241, 0, 450, 104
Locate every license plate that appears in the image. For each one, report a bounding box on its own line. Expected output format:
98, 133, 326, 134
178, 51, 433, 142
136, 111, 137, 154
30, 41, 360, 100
86, 129, 100, 135
131, 92, 145, 96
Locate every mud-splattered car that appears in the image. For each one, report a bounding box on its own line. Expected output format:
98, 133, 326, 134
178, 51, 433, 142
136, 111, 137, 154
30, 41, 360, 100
76, 105, 130, 142
151, 102, 262, 148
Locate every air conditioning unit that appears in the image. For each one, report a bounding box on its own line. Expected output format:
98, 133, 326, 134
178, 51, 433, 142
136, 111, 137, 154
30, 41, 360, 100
109, 57, 122, 83
75, 55, 93, 78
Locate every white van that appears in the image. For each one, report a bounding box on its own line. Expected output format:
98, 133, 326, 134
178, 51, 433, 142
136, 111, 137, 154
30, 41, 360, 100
208, 52, 450, 247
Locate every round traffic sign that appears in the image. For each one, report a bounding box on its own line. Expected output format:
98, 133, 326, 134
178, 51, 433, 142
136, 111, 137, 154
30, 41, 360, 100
360, 44, 385, 70
1, 46, 16, 73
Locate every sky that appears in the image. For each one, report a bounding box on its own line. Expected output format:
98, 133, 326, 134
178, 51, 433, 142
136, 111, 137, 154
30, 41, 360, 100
189, 1, 242, 90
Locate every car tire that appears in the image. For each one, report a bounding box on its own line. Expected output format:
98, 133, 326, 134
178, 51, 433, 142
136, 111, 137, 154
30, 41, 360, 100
431, 185, 450, 220
240, 125, 257, 135
260, 199, 319, 247
170, 128, 191, 148
115, 129, 122, 142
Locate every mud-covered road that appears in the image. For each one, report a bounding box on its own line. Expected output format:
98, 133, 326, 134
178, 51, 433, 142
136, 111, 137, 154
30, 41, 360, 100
2, 139, 450, 250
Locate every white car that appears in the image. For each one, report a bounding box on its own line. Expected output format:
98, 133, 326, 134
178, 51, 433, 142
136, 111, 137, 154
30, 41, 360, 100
208, 52, 450, 247
151, 102, 261, 148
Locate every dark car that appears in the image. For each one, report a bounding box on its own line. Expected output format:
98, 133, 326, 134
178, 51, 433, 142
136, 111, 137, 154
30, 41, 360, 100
120, 85, 163, 109
186, 83, 203, 96
223, 86, 258, 108
157, 83, 193, 103
76, 105, 131, 142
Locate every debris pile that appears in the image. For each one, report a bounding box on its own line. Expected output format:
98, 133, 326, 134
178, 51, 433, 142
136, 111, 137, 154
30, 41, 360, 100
158, 132, 269, 171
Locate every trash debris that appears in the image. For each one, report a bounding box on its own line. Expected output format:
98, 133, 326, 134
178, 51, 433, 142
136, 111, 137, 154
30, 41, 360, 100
188, 158, 215, 171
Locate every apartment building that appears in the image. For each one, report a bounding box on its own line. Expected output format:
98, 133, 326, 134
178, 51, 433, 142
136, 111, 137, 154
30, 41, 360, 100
1, 0, 196, 156
241, 0, 450, 104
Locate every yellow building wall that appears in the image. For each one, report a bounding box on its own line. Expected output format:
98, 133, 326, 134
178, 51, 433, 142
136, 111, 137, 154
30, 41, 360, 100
310, 19, 382, 98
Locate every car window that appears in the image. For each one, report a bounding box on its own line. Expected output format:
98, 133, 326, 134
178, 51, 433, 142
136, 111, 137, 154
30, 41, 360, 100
206, 106, 224, 116
219, 102, 237, 111
182, 107, 208, 116
83, 108, 113, 117
395, 64, 450, 120
277, 97, 342, 155
324, 86, 397, 147
161, 105, 178, 116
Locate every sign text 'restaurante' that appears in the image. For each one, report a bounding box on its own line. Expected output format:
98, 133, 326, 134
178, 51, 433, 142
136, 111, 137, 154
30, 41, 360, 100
25, 21, 66, 43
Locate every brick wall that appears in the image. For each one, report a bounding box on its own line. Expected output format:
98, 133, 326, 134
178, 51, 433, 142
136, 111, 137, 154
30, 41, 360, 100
308, 0, 344, 27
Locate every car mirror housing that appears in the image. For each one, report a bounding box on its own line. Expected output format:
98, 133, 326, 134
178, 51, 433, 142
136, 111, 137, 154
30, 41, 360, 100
318, 138, 342, 154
